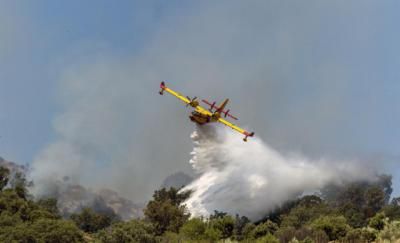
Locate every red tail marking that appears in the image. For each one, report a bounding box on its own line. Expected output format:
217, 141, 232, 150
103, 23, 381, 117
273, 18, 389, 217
159, 81, 166, 95
201, 99, 238, 120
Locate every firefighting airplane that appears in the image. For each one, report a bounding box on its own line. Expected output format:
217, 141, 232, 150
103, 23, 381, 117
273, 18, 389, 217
159, 81, 254, 142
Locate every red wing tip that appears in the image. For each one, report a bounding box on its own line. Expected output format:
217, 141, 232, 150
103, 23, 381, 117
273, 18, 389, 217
245, 131, 255, 137
160, 81, 166, 88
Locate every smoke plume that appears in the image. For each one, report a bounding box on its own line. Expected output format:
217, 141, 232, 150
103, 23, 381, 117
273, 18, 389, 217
182, 125, 376, 221
28, 0, 398, 203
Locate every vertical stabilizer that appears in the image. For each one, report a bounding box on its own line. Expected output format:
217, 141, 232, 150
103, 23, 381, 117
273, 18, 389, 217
216, 98, 229, 113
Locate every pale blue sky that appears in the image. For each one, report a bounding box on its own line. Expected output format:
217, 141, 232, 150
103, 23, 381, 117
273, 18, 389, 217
0, 1, 399, 197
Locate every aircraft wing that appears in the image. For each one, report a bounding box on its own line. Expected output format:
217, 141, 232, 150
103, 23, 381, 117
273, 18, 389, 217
159, 81, 191, 105
218, 117, 254, 141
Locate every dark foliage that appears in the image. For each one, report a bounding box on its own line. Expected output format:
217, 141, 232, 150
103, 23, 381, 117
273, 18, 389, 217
144, 187, 191, 235
70, 207, 117, 233
0, 164, 398, 242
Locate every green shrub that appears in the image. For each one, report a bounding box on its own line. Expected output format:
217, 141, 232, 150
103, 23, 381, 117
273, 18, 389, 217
180, 218, 207, 240
251, 220, 278, 239
96, 219, 156, 243
310, 215, 350, 241
378, 220, 400, 241
255, 233, 279, 243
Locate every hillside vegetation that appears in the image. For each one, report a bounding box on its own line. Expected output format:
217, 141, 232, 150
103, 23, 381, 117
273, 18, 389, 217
0, 166, 399, 243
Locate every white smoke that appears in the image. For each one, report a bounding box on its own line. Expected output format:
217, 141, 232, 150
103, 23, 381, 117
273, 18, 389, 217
182, 125, 376, 221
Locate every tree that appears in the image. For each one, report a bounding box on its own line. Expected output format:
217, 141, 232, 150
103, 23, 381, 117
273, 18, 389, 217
0, 223, 37, 243
392, 197, 400, 206
144, 187, 190, 235
233, 214, 251, 241
36, 198, 60, 218
251, 220, 278, 239
344, 227, 377, 243
378, 220, 400, 241
9, 172, 29, 199
0, 211, 22, 227
0, 189, 27, 215
376, 174, 393, 205
368, 212, 386, 230
242, 222, 256, 240
321, 176, 392, 228
0, 173, 85, 243
280, 195, 331, 230
275, 226, 330, 243
209, 210, 228, 219
208, 214, 235, 239
179, 218, 207, 241
204, 226, 222, 241
321, 175, 393, 207
255, 233, 279, 243
310, 215, 350, 241
31, 219, 84, 243
265, 199, 299, 225
96, 219, 156, 243
0, 219, 84, 243
0, 166, 9, 191
364, 186, 386, 218
381, 197, 400, 221
70, 207, 115, 233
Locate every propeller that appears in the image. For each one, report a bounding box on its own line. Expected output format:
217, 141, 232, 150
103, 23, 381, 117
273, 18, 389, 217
186, 96, 198, 107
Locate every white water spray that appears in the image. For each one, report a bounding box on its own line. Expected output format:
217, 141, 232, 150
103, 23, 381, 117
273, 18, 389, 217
182, 125, 375, 221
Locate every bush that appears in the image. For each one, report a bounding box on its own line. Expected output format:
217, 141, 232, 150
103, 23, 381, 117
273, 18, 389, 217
0, 166, 10, 191
204, 226, 222, 242
344, 227, 377, 243
180, 218, 207, 240
255, 233, 279, 243
310, 215, 350, 241
242, 222, 256, 240
208, 215, 235, 239
381, 199, 400, 221
144, 187, 190, 235
378, 220, 400, 241
70, 207, 115, 233
31, 219, 84, 243
0, 219, 84, 243
160, 231, 183, 242
280, 196, 331, 230
96, 219, 156, 243
251, 220, 278, 239
368, 212, 386, 230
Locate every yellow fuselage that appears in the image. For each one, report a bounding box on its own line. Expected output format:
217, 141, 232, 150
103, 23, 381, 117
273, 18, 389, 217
189, 111, 210, 124
189, 110, 220, 125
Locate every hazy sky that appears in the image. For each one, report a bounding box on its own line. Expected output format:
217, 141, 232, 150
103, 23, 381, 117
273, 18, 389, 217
1, 1, 399, 199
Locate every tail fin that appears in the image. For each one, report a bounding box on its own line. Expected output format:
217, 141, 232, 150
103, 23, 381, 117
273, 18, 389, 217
216, 98, 229, 113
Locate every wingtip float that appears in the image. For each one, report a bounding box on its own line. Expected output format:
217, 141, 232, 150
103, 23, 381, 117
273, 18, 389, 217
159, 81, 255, 142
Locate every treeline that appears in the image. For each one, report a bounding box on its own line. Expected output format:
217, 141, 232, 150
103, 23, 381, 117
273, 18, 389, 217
0, 166, 399, 242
